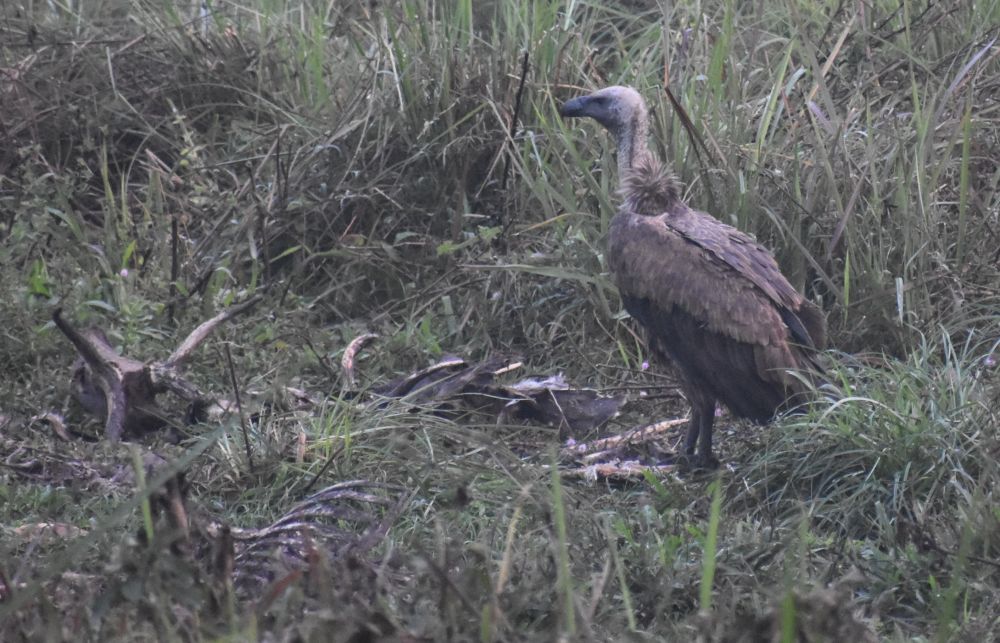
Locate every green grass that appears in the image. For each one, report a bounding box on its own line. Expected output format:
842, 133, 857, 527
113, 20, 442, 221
1, 0, 999, 640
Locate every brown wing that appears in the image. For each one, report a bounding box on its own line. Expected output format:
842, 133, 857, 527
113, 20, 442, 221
616, 156, 820, 344
608, 206, 821, 387
674, 216, 800, 307
665, 207, 825, 347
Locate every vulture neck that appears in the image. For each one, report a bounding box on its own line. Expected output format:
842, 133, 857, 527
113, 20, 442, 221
614, 111, 652, 179
612, 107, 681, 215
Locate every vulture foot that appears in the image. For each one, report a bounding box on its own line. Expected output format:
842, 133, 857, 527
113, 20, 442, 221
674, 452, 720, 471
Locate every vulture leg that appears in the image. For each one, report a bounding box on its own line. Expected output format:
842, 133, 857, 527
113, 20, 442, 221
682, 388, 719, 469
683, 409, 701, 455
695, 402, 718, 468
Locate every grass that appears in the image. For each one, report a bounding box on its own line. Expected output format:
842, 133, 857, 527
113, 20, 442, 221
1, 0, 999, 640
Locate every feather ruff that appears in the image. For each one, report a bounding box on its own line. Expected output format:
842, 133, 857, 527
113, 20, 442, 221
618, 156, 681, 215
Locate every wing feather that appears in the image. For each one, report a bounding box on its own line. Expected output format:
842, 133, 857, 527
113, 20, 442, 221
608, 204, 823, 387
609, 208, 783, 345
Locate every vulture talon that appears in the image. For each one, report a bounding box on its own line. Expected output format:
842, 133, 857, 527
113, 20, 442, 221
674, 452, 721, 472
560, 86, 827, 466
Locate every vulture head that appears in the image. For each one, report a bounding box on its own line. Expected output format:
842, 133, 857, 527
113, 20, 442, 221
560, 85, 653, 179
561, 85, 678, 212
559, 86, 647, 134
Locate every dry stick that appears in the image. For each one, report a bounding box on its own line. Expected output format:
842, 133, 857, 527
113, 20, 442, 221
213, 524, 236, 621
265, 129, 288, 285
165, 295, 261, 368
662, 84, 713, 165
562, 418, 687, 460
341, 333, 379, 389
661, 84, 724, 215
250, 128, 285, 290
561, 462, 675, 480
222, 343, 256, 475
167, 212, 179, 325
876, 1, 937, 40
300, 443, 347, 496
299, 333, 339, 380
51, 309, 110, 376
501, 51, 530, 193
499, 51, 531, 235
817, 0, 849, 49
52, 309, 145, 441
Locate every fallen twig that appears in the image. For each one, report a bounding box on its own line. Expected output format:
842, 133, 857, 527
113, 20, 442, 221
53, 296, 262, 441
341, 332, 378, 388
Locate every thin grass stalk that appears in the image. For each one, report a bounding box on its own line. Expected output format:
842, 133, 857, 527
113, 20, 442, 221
131, 445, 156, 544
778, 590, 796, 643
754, 40, 795, 167
607, 520, 638, 632
934, 512, 974, 642
550, 451, 575, 636
699, 477, 723, 612
956, 94, 973, 269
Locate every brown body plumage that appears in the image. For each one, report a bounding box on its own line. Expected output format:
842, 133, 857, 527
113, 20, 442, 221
560, 86, 826, 466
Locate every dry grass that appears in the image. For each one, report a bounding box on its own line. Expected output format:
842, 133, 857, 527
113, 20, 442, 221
1, 0, 999, 640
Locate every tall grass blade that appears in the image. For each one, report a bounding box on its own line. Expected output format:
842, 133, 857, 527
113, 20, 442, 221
550, 451, 575, 636
956, 96, 973, 268
699, 477, 723, 612
754, 40, 794, 166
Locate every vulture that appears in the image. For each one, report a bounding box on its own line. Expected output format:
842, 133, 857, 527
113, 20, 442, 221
560, 86, 826, 467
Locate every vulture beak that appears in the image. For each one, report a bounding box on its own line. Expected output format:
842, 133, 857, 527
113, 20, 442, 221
559, 95, 593, 119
